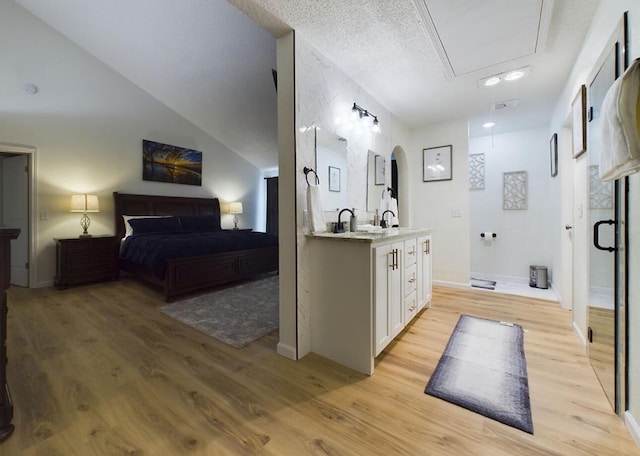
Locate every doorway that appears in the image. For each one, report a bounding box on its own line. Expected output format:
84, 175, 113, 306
0, 143, 36, 288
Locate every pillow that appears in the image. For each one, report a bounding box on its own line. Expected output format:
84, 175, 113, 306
128, 216, 183, 235
122, 215, 169, 237
178, 215, 221, 232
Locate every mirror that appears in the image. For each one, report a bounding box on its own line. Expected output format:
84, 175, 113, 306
367, 150, 385, 211
315, 129, 348, 211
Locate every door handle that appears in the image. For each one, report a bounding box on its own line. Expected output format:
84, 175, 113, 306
565, 224, 573, 230
593, 219, 615, 252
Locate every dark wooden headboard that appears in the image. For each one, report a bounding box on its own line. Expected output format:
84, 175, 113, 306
113, 192, 221, 239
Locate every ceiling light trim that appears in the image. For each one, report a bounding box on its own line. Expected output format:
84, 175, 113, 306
411, 0, 455, 81
535, 0, 556, 53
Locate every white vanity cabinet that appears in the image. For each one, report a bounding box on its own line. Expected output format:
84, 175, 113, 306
374, 242, 404, 356
307, 228, 432, 375
417, 234, 432, 310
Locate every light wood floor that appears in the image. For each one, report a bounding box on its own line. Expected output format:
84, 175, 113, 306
3, 279, 639, 455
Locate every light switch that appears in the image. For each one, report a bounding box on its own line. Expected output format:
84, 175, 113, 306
451, 208, 462, 217
39, 211, 48, 221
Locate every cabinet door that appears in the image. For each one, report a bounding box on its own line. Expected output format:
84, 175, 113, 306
417, 235, 432, 310
389, 242, 404, 338
374, 244, 393, 356
374, 242, 404, 356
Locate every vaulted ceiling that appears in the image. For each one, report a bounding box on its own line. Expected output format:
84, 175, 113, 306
13, 0, 601, 170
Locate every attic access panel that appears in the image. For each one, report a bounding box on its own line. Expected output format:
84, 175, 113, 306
419, 0, 549, 76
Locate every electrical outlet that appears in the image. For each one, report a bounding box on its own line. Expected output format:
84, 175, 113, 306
451, 208, 462, 217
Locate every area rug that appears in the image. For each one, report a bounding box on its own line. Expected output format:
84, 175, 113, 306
160, 275, 278, 348
470, 278, 497, 290
424, 314, 533, 434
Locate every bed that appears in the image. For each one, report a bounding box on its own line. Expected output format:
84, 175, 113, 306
114, 192, 278, 300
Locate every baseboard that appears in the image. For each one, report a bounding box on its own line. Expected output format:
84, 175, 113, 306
432, 279, 469, 289
469, 272, 529, 284
277, 342, 296, 360
625, 411, 640, 448
572, 321, 587, 352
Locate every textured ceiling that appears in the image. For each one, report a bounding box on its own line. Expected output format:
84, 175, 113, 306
12, 0, 601, 170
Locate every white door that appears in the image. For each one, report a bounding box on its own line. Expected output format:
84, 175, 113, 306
2, 155, 29, 287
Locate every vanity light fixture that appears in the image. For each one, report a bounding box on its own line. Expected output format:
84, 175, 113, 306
350, 103, 381, 133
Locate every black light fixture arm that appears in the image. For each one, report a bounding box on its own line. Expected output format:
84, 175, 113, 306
352, 103, 378, 122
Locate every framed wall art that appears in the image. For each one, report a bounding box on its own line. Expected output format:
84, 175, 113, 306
142, 139, 202, 186
328, 166, 341, 192
423, 145, 452, 182
571, 85, 586, 158
375, 154, 385, 185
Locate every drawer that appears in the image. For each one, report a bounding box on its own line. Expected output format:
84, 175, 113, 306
405, 263, 417, 296
404, 238, 417, 267
65, 255, 113, 273
404, 290, 417, 323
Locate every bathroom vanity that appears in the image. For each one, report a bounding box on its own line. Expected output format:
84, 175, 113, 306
306, 228, 432, 375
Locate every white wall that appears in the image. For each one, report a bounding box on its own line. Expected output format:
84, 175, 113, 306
0, 1, 263, 286
410, 121, 470, 286
550, 0, 640, 443
469, 128, 557, 284
293, 34, 399, 358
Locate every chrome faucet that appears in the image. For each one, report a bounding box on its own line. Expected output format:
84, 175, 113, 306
334, 208, 354, 233
380, 210, 395, 229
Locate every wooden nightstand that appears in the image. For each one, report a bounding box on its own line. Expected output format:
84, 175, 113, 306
55, 235, 119, 289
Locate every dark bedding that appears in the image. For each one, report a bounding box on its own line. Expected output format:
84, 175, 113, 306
120, 230, 278, 278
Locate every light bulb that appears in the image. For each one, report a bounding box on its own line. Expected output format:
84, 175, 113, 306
505, 70, 525, 81
350, 104, 359, 121
372, 117, 380, 133
484, 77, 501, 87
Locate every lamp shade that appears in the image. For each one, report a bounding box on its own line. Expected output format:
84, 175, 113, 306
228, 202, 243, 214
70, 194, 100, 213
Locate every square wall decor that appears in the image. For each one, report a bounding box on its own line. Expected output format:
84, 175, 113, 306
143, 139, 202, 186
589, 165, 613, 209
503, 171, 527, 210
469, 153, 485, 190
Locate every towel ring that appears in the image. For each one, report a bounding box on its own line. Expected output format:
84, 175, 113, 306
382, 187, 396, 198
303, 166, 320, 185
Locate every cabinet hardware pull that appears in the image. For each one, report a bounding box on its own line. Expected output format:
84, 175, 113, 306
393, 249, 399, 270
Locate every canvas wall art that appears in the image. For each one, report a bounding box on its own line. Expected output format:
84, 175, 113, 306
142, 139, 202, 186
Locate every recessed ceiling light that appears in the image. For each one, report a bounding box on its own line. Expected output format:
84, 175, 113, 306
479, 66, 531, 88
482, 122, 496, 128
504, 70, 525, 81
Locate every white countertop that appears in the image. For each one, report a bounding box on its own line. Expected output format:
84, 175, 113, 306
306, 227, 431, 244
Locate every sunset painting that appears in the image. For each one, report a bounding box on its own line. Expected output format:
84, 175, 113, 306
142, 140, 202, 186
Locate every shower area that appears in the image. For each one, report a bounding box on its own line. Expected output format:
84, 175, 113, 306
468, 128, 559, 300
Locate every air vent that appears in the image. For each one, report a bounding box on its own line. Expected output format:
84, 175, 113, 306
491, 99, 519, 111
